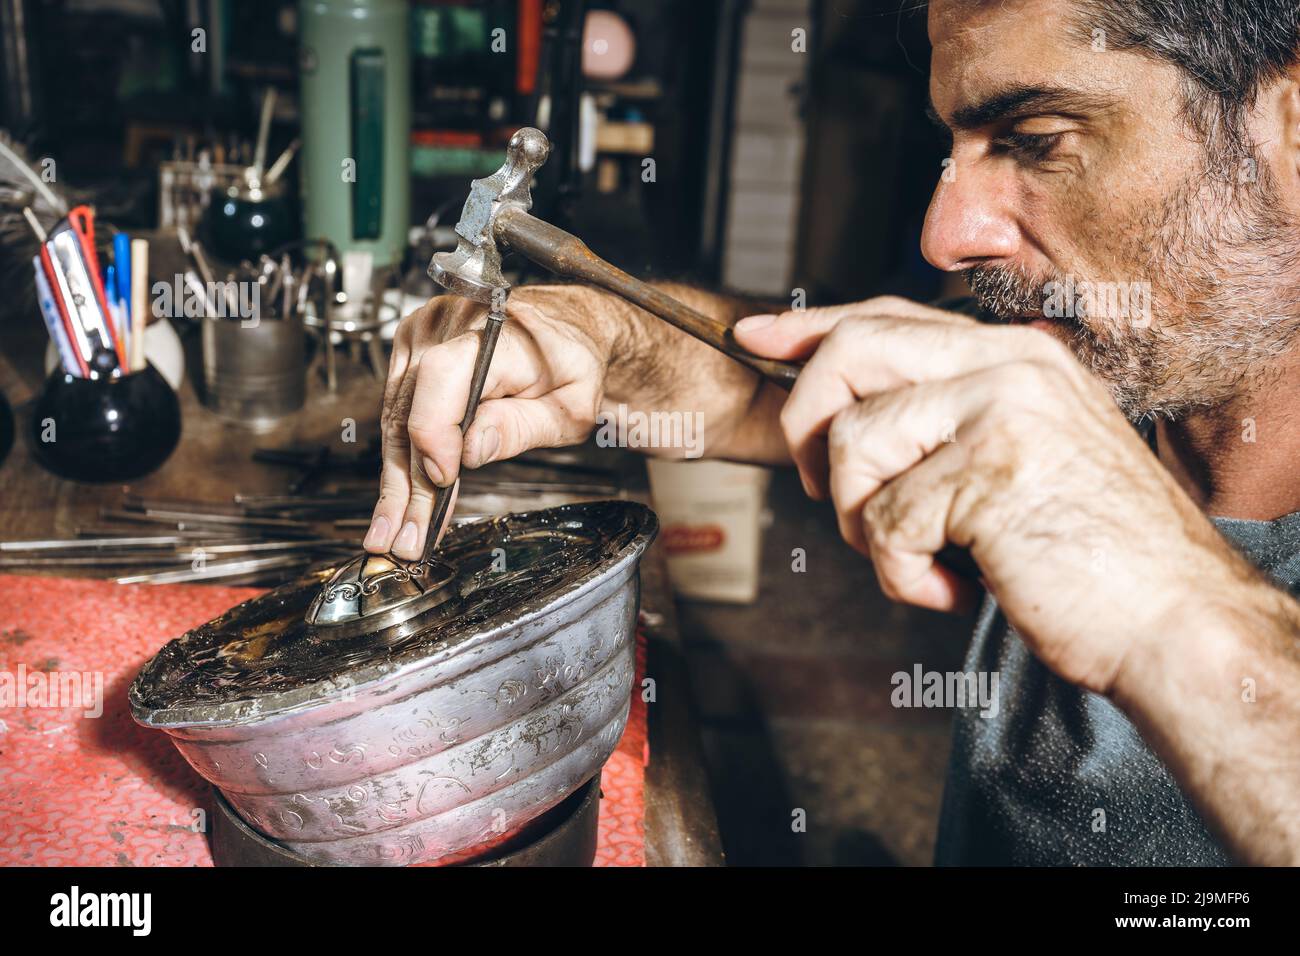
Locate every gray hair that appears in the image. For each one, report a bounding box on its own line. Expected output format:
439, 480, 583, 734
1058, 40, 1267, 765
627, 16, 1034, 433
1070, 0, 1300, 159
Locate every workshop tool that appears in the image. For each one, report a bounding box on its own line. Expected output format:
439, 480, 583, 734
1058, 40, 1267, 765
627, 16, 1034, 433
426, 127, 982, 581
199, 238, 345, 392
252, 437, 621, 497
263, 137, 301, 187
114, 555, 314, 585
431, 128, 801, 387
66, 205, 127, 369
38, 240, 89, 375
1, 442, 620, 584
251, 87, 276, 186
32, 254, 77, 373
23, 204, 80, 375
298, 295, 496, 629
49, 228, 117, 370
129, 500, 655, 866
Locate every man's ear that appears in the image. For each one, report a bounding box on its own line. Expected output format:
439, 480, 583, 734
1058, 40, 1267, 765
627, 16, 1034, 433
1281, 66, 1300, 180
1254, 65, 1300, 199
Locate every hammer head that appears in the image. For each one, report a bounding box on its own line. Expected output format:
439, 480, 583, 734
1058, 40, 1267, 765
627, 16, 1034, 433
428, 127, 551, 305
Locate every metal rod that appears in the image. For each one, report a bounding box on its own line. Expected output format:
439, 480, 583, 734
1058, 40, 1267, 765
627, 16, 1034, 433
252, 87, 276, 181
264, 137, 300, 185
99, 509, 316, 536
419, 298, 507, 563
116, 554, 306, 585
2, 535, 195, 552
323, 253, 338, 392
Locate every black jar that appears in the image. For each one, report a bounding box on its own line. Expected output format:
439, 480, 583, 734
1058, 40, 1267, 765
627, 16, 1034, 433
30, 364, 181, 483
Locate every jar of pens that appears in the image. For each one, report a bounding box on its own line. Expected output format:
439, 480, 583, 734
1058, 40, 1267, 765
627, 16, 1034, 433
26, 206, 181, 483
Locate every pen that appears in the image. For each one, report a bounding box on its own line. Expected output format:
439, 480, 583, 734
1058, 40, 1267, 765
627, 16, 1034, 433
114, 232, 132, 360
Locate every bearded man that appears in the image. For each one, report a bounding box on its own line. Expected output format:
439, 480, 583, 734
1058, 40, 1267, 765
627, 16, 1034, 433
370, 0, 1300, 864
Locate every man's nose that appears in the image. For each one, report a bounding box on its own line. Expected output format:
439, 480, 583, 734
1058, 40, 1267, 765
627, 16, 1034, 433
920, 162, 1021, 272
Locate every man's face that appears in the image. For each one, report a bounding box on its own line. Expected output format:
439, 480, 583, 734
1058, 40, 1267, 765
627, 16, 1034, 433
922, 0, 1300, 420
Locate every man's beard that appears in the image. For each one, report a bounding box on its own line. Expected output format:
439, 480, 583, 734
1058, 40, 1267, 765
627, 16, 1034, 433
966, 159, 1300, 422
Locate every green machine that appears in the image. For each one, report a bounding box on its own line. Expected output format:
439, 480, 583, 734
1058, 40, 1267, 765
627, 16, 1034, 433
299, 0, 411, 267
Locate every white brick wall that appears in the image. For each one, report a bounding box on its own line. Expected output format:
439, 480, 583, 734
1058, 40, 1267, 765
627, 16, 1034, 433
722, 0, 811, 298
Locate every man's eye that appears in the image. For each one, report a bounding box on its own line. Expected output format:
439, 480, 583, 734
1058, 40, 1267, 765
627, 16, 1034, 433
993, 131, 1063, 162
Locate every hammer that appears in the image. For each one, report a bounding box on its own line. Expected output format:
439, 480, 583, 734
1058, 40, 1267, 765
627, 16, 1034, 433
414, 127, 799, 565
422, 128, 979, 581
429, 127, 802, 388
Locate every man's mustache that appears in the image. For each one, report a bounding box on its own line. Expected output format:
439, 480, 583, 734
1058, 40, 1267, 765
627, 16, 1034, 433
965, 265, 1057, 320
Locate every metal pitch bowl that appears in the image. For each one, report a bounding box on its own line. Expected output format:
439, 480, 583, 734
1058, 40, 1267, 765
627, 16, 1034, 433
129, 501, 657, 866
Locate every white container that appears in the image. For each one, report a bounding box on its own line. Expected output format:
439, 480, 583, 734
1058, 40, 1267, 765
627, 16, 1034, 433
646, 459, 770, 604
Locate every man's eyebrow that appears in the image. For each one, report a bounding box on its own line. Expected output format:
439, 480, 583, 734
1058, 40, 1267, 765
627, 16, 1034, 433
933, 84, 1118, 131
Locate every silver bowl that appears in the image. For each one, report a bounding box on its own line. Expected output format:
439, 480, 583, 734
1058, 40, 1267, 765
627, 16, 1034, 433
129, 501, 657, 865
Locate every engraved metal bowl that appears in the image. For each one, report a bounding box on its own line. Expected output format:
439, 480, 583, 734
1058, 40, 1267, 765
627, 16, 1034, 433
129, 501, 656, 866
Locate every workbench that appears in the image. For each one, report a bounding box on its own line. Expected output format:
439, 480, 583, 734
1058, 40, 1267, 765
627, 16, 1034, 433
0, 303, 724, 867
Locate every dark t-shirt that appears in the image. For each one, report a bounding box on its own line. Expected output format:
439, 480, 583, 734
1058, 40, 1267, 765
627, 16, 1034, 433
935, 510, 1300, 865
925, 298, 1300, 864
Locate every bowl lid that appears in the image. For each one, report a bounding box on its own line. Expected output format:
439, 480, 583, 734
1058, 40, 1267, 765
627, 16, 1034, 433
128, 500, 657, 728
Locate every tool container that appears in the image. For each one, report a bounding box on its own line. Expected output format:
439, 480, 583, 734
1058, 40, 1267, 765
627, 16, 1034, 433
29, 364, 181, 482
207, 180, 295, 262
200, 307, 307, 429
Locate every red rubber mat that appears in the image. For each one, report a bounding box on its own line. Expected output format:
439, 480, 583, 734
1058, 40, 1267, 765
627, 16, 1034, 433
0, 574, 646, 867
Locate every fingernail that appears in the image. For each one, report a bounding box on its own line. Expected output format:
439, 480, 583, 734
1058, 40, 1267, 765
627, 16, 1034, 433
473, 426, 501, 466
423, 456, 446, 486
736, 314, 776, 333
394, 521, 419, 555
363, 515, 390, 550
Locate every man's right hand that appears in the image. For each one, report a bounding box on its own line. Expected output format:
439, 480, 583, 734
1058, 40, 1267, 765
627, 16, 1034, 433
366, 285, 618, 560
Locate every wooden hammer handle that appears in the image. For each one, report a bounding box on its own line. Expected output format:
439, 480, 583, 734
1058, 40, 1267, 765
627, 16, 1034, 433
497, 207, 801, 390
